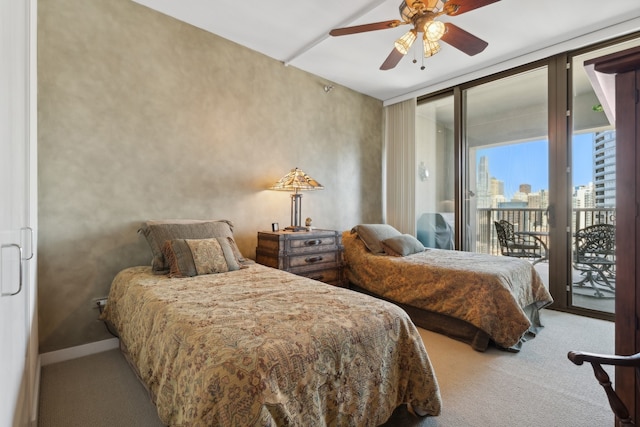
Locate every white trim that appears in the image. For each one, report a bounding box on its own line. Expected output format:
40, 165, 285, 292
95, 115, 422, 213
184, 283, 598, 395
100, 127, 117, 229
40, 338, 119, 366
383, 17, 640, 106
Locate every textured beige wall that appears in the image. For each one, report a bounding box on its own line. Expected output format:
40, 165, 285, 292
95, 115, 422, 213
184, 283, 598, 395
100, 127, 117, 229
38, 0, 383, 352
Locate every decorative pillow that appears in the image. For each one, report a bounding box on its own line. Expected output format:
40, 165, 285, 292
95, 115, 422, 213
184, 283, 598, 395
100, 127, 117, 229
381, 234, 426, 257
162, 237, 242, 277
351, 224, 402, 254
139, 219, 246, 274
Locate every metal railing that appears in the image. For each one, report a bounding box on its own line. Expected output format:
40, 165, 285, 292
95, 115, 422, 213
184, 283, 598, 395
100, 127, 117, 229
476, 207, 616, 256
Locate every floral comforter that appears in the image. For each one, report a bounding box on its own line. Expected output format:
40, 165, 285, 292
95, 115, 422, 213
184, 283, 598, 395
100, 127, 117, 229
101, 264, 441, 426
342, 232, 553, 349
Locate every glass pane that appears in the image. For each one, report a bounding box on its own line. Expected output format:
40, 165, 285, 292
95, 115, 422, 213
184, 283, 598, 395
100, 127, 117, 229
570, 37, 640, 314
464, 67, 549, 285
416, 95, 455, 249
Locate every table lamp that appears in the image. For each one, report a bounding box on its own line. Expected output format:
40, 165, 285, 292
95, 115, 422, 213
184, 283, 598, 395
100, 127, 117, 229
270, 167, 324, 231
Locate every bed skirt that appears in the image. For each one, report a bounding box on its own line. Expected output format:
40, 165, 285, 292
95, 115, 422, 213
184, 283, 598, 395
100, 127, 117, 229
349, 283, 543, 352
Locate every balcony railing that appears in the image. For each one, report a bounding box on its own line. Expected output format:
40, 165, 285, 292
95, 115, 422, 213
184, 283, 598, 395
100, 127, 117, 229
475, 207, 616, 256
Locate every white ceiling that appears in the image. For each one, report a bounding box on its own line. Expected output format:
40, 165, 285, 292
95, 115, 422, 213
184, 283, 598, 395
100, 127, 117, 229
131, 0, 640, 104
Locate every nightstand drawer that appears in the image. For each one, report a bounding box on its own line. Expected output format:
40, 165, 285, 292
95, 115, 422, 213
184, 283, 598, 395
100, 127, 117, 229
287, 235, 338, 252
257, 231, 338, 254
296, 268, 340, 284
287, 251, 338, 268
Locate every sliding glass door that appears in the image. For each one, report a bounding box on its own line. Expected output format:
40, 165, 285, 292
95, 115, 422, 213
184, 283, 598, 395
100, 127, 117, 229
568, 37, 640, 314
462, 67, 550, 280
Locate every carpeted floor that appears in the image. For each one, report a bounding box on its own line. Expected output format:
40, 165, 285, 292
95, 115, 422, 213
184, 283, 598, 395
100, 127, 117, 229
38, 347, 163, 427
38, 309, 615, 427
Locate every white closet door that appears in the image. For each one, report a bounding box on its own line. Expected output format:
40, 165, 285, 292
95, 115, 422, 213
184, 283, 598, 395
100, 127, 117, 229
0, 0, 37, 426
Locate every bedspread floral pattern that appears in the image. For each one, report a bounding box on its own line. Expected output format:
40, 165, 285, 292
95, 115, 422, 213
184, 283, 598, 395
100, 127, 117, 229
342, 232, 553, 349
102, 265, 441, 426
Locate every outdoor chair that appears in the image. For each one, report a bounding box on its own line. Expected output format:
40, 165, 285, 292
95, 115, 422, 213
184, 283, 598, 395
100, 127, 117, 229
573, 223, 615, 298
494, 220, 547, 265
568, 350, 639, 426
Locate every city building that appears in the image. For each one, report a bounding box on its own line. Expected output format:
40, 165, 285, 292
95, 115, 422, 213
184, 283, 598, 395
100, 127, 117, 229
593, 130, 616, 207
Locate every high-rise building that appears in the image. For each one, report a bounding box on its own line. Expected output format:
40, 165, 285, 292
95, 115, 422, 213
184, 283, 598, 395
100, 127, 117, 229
528, 191, 542, 208
593, 130, 616, 207
573, 182, 596, 229
511, 191, 528, 203
490, 177, 504, 198
492, 194, 506, 208
519, 184, 531, 194
574, 183, 595, 208
477, 156, 491, 208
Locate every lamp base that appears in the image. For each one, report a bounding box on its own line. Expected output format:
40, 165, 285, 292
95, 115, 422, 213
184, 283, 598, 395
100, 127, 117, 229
283, 226, 308, 232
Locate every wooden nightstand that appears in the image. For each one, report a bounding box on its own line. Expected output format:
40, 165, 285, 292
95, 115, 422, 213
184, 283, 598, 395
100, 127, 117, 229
255, 229, 346, 287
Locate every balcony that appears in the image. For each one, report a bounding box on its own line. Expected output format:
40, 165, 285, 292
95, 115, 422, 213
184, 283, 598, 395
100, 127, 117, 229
474, 207, 615, 314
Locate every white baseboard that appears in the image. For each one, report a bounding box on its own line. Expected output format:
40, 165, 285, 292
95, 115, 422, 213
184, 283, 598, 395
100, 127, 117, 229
40, 337, 119, 366
30, 356, 40, 427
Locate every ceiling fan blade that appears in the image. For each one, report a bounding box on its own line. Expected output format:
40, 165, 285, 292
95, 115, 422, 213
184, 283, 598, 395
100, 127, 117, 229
380, 48, 404, 70
440, 23, 488, 56
444, 0, 500, 16
330, 20, 404, 36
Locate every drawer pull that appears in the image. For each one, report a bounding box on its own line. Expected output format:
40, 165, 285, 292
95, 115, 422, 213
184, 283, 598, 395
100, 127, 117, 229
305, 256, 323, 263
305, 239, 322, 246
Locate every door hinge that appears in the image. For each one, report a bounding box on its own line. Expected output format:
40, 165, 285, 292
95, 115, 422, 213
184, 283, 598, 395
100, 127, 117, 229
566, 110, 571, 117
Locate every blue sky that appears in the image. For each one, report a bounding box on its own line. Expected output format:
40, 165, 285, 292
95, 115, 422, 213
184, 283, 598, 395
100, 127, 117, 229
477, 133, 593, 199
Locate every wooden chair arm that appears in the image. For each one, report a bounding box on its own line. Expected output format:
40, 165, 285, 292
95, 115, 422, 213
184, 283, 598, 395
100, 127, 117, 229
568, 351, 637, 425
568, 351, 640, 368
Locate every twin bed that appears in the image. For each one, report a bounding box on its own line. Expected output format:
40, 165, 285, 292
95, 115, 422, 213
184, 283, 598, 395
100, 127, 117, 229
344, 224, 554, 352
102, 220, 552, 425
101, 220, 441, 426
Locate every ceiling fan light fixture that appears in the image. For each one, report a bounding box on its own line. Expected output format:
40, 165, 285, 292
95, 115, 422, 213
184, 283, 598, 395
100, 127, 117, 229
394, 29, 417, 55
423, 38, 440, 57
424, 20, 446, 41
400, 0, 445, 22
424, 0, 444, 12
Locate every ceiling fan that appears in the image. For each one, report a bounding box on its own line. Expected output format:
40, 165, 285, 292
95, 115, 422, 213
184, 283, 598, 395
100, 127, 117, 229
329, 0, 500, 70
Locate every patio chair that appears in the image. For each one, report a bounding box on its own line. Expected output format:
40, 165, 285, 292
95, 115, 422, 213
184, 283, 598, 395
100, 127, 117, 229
568, 350, 639, 426
573, 223, 615, 298
494, 220, 547, 265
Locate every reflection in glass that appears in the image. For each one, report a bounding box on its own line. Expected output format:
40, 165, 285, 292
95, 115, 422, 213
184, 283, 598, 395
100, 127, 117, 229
416, 95, 455, 249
